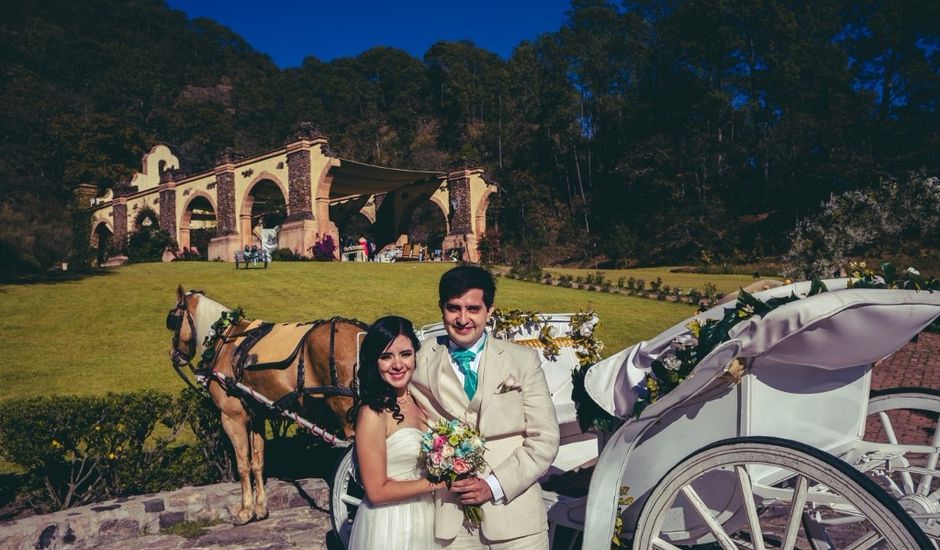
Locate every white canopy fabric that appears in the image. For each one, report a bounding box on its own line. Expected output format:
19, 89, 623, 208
585, 281, 940, 419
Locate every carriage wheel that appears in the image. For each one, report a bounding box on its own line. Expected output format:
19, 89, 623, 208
863, 387, 940, 545
632, 436, 931, 550
330, 446, 362, 548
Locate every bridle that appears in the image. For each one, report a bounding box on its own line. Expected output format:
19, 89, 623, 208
167, 295, 199, 371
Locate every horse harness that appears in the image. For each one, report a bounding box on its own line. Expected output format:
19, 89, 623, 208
168, 299, 364, 410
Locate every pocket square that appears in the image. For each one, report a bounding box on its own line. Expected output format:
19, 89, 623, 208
496, 375, 522, 394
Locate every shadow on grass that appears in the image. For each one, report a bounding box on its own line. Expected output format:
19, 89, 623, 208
0, 268, 118, 286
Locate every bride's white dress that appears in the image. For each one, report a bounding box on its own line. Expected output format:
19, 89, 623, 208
348, 427, 440, 550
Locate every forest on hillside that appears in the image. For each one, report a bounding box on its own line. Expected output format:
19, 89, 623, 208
1, 0, 937, 273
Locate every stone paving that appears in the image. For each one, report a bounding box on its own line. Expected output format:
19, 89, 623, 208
93, 506, 336, 550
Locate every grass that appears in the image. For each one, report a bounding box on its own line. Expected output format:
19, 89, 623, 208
545, 266, 778, 295
161, 518, 225, 538
0, 262, 695, 401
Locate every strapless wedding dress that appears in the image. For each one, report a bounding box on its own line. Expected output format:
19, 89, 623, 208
348, 427, 440, 550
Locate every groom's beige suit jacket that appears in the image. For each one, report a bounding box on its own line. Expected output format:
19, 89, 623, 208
410, 334, 560, 542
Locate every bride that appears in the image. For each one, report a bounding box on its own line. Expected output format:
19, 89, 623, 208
348, 316, 445, 550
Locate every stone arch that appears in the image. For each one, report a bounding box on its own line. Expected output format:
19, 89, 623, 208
133, 206, 160, 231
180, 192, 217, 255
241, 174, 288, 249
428, 194, 450, 235
91, 221, 113, 265
475, 186, 496, 235
407, 201, 448, 254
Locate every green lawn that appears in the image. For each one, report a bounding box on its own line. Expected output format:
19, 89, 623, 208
0, 262, 695, 401
545, 266, 777, 295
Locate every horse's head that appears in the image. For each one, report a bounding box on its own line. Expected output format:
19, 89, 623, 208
167, 286, 231, 372
167, 285, 203, 369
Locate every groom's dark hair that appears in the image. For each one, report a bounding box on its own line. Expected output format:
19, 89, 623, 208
439, 265, 496, 308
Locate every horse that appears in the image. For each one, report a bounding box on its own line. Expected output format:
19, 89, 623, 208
166, 285, 365, 525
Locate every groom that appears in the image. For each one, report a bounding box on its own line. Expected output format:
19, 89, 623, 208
410, 265, 560, 549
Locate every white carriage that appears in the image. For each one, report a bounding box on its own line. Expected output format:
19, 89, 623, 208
330, 278, 940, 549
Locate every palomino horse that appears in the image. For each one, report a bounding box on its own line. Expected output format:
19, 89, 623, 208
167, 286, 365, 525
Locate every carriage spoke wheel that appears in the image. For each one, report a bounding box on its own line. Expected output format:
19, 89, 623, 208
863, 387, 940, 545
632, 437, 931, 550
330, 446, 363, 548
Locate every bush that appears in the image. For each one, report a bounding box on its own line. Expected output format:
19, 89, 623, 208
270, 248, 308, 261
784, 173, 940, 278
558, 275, 573, 288
126, 228, 174, 263
635, 278, 646, 292
650, 277, 663, 292
617, 276, 626, 289
626, 277, 636, 290
0, 390, 231, 512
311, 235, 337, 261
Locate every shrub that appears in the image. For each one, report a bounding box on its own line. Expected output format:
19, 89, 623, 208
126, 228, 174, 263
617, 276, 626, 288
311, 235, 337, 261
0, 390, 232, 512
635, 278, 646, 292
783, 173, 940, 278
650, 277, 663, 292
558, 275, 573, 288
270, 248, 307, 261
594, 271, 606, 286
703, 282, 718, 301
626, 277, 636, 290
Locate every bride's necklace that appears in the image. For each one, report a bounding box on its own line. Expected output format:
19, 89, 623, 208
396, 392, 412, 406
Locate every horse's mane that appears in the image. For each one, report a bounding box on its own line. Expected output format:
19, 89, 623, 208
191, 292, 231, 354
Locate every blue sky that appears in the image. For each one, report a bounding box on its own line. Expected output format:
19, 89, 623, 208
165, 0, 573, 67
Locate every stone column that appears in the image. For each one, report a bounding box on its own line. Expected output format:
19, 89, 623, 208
279, 136, 319, 256
286, 143, 314, 221
442, 169, 478, 262
112, 198, 128, 252
207, 153, 241, 261
158, 175, 177, 244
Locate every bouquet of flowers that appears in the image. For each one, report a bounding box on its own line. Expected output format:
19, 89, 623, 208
421, 419, 488, 527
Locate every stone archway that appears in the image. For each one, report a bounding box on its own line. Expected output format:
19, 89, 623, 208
180, 194, 217, 257
407, 201, 448, 257
134, 207, 160, 232
92, 222, 113, 266
241, 177, 287, 252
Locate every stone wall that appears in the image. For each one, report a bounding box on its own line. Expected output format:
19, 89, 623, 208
0, 478, 328, 550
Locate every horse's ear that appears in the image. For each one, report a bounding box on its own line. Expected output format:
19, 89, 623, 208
176, 284, 185, 303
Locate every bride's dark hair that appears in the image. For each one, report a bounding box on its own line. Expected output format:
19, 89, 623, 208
352, 315, 421, 424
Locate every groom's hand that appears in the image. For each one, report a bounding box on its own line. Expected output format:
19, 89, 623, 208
452, 476, 493, 505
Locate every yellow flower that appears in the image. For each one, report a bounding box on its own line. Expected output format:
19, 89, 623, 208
51, 439, 62, 449
448, 435, 459, 446
685, 320, 702, 338
108, 452, 116, 460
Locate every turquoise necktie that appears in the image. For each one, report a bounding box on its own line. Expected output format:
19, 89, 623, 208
452, 348, 477, 400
